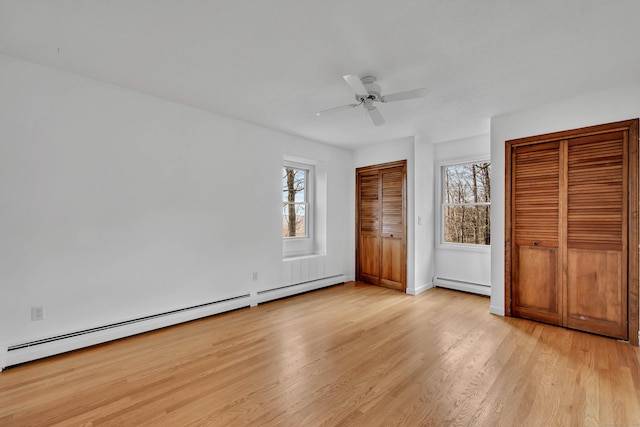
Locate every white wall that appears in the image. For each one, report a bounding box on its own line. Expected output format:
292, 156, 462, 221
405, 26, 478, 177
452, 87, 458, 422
433, 134, 491, 292
353, 137, 429, 294
0, 54, 354, 359
414, 138, 436, 294
490, 81, 640, 316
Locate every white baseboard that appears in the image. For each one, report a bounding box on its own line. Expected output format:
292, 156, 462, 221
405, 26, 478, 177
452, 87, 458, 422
407, 282, 433, 295
0, 345, 6, 372
256, 275, 345, 304
490, 304, 505, 316
1, 275, 346, 371
434, 277, 491, 296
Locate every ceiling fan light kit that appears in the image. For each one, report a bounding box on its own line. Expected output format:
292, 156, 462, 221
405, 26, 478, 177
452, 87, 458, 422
317, 74, 427, 126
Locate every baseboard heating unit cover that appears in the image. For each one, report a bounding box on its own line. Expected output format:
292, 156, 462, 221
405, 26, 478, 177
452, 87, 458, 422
3, 293, 252, 369
434, 277, 491, 296
2, 274, 348, 370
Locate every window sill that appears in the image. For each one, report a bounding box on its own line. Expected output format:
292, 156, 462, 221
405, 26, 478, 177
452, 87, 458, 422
437, 243, 491, 253
283, 253, 324, 261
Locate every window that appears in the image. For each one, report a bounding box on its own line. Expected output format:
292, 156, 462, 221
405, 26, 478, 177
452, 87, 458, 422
442, 161, 491, 245
282, 163, 309, 238
282, 160, 315, 256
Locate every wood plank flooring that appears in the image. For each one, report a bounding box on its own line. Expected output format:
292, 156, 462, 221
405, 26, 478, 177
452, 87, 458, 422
1, 281, 639, 426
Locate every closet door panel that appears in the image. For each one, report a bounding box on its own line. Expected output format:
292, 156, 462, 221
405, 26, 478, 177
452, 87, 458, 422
566, 249, 626, 338
380, 237, 404, 290
567, 132, 626, 250
511, 142, 562, 324
380, 167, 405, 290
359, 235, 380, 284
565, 132, 628, 339
358, 172, 380, 284
513, 246, 560, 324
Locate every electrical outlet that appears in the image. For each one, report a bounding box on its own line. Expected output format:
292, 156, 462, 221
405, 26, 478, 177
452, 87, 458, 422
252, 272, 258, 282
31, 305, 45, 321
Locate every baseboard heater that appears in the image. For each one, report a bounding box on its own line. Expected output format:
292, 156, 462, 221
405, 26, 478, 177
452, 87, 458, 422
2, 274, 347, 370
258, 275, 343, 295
434, 277, 491, 296
8, 293, 251, 352
3, 293, 252, 369
256, 274, 345, 304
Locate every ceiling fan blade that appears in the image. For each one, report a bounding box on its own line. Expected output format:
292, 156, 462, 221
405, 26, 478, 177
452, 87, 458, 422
381, 88, 428, 103
343, 74, 370, 97
316, 103, 360, 116
368, 107, 385, 126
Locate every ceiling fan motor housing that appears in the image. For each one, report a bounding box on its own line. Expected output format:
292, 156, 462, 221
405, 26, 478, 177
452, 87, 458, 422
318, 73, 427, 126
356, 76, 382, 102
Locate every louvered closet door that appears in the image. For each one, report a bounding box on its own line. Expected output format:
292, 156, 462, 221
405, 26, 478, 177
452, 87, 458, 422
565, 132, 628, 339
358, 171, 381, 285
508, 121, 636, 342
512, 142, 562, 325
380, 166, 406, 291
356, 161, 406, 292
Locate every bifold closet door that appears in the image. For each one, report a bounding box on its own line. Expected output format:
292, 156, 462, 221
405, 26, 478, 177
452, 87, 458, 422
509, 122, 635, 341
358, 170, 381, 285
511, 141, 562, 325
356, 161, 406, 292
565, 132, 627, 339
379, 166, 405, 290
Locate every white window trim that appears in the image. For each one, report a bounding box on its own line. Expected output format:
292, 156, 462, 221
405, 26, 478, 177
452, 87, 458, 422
282, 160, 315, 257
436, 158, 491, 251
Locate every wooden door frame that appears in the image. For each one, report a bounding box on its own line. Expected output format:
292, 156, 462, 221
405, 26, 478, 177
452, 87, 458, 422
356, 160, 407, 291
505, 119, 639, 345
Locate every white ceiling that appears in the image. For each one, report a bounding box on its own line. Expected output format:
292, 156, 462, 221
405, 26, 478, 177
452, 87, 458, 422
2, 1, 640, 149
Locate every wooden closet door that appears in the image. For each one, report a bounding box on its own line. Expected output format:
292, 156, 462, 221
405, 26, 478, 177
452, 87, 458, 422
507, 119, 638, 344
379, 166, 406, 291
565, 132, 628, 339
356, 161, 406, 292
511, 141, 562, 325
358, 171, 381, 285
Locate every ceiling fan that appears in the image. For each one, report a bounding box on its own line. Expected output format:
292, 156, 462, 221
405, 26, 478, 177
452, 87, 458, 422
317, 74, 428, 126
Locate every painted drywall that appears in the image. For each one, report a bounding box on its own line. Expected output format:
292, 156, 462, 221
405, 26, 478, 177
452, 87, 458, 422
433, 134, 491, 289
0, 54, 354, 349
353, 138, 421, 293
413, 138, 436, 294
490, 81, 640, 315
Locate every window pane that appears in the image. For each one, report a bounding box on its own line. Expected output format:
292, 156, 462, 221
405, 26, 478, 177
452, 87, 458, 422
443, 162, 491, 204
444, 205, 491, 244
283, 167, 306, 203
282, 203, 306, 238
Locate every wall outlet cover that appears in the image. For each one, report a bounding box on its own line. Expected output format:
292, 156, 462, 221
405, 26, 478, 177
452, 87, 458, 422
31, 306, 45, 321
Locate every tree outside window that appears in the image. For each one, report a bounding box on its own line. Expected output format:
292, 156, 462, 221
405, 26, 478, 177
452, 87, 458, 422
442, 161, 491, 245
282, 166, 308, 238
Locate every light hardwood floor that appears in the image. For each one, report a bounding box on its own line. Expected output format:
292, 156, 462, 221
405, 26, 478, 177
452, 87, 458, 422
1, 282, 639, 426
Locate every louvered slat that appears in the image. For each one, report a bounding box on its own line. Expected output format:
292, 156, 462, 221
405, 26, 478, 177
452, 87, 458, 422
359, 174, 379, 233
382, 169, 404, 236
568, 132, 624, 249
513, 142, 560, 245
